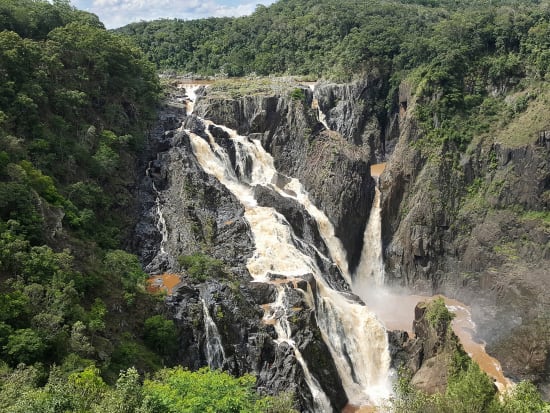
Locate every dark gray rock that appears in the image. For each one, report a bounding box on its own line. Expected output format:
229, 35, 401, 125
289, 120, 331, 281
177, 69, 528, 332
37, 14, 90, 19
380, 80, 550, 388
314, 75, 387, 161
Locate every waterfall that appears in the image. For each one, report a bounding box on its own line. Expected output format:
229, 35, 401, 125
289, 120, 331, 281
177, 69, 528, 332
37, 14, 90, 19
308, 84, 331, 130
353, 187, 385, 288
264, 286, 333, 412
201, 299, 226, 370
146, 163, 169, 256
179, 83, 206, 115
187, 117, 391, 407
155, 198, 168, 254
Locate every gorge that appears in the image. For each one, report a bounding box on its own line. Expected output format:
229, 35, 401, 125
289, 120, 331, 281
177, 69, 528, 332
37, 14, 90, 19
135, 76, 548, 411
1, 1, 549, 411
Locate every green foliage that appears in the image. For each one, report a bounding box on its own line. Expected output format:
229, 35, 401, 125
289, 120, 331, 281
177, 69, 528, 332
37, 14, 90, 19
290, 88, 306, 101
104, 250, 148, 292
142, 367, 276, 413
3, 328, 45, 365
177, 253, 226, 282
0, 364, 297, 413
522, 210, 550, 227
108, 335, 163, 378
392, 353, 550, 412
425, 297, 454, 329
0, 1, 169, 401
143, 315, 178, 357
67, 366, 108, 411
499, 381, 550, 413
92, 367, 143, 413
445, 362, 496, 413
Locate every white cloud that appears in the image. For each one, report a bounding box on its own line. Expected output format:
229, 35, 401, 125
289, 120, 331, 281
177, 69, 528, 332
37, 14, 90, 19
73, 0, 275, 29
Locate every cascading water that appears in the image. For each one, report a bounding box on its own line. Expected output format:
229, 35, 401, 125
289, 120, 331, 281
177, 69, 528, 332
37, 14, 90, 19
179, 83, 206, 115
186, 116, 392, 408
352, 164, 513, 393
201, 299, 226, 370
265, 285, 333, 412
308, 84, 331, 131
145, 163, 169, 256
353, 187, 385, 288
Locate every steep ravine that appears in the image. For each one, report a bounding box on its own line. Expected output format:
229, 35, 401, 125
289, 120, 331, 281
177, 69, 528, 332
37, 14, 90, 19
133, 76, 549, 409
134, 99, 347, 411
380, 83, 550, 395
133, 81, 394, 412
194, 83, 378, 273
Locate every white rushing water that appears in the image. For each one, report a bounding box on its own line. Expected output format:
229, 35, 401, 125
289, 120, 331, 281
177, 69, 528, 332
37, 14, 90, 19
186, 117, 391, 407
145, 163, 169, 255
201, 299, 226, 370
353, 187, 385, 289
308, 84, 331, 130
178, 83, 207, 115
265, 285, 333, 412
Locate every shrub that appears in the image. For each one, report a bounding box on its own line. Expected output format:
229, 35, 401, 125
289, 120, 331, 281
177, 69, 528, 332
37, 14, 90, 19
177, 253, 225, 282
425, 297, 454, 329
290, 88, 305, 101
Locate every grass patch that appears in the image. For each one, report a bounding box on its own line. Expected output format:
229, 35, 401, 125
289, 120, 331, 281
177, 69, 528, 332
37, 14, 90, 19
493, 242, 520, 261
522, 210, 550, 226
495, 87, 550, 148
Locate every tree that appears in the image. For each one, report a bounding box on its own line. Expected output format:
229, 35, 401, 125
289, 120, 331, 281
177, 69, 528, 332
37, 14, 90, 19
143, 315, 177, 357
104, 250, 147, 292
142, 367, 264, 413
3, 328, 45, 364
92, 367, 143, 413
67, 366, 108, 412
499, 381, 550, 413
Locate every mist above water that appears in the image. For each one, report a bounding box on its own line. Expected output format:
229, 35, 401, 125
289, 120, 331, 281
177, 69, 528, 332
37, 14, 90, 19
351, 164, 512, 391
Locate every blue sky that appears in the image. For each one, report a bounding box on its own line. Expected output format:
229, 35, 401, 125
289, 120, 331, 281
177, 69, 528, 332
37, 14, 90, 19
70, 0, 276, 29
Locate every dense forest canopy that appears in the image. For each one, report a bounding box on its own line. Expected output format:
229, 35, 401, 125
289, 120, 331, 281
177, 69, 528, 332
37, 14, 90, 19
117, 0, 550, 80
0, 0, 176, 408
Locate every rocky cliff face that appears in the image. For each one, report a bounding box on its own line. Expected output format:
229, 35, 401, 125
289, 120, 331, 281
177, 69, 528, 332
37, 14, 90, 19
132, 90, 351, 411
314, 73, 396, 162
132, 75, 550, 407
381, 83, 550, 393
389, 300, 465, 395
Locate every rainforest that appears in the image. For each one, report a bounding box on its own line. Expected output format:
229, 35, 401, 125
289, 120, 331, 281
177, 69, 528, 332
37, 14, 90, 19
0, 0, 549, 412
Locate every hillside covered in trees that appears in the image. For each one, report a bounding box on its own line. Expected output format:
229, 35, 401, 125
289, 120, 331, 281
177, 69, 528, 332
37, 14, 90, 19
118, 0, 550, 80
118, 0, 550, 162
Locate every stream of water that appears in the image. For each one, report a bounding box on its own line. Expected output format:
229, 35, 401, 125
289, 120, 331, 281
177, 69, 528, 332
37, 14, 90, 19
201, 299, 227, 370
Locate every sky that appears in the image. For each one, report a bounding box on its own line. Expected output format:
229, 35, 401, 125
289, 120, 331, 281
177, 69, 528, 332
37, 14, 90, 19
70, 0, 277, 29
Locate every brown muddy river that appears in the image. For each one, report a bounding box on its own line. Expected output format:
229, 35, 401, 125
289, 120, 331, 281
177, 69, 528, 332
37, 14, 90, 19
370, 163, 386, 178
364, 290, 512, 392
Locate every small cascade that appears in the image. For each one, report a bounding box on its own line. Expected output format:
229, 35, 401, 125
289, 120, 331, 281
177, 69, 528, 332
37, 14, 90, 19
353, 187, 384, 288
155, 198, 168, 254
308, 84, 331, 130
178, 83, 208, 115
187, 116, 392, 407
146, 163, 169, 256
264, 286, 333, 412
201, 299, 226, 370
